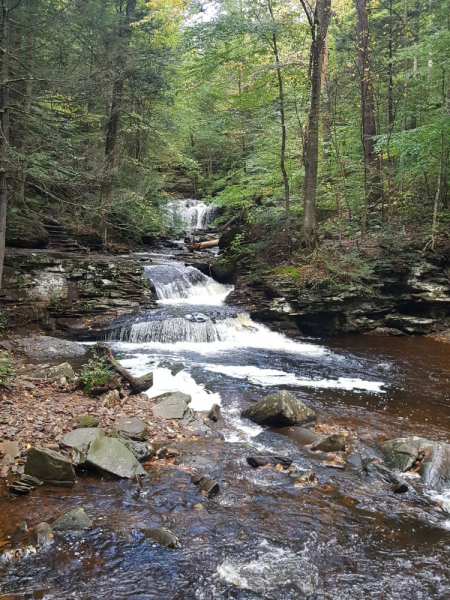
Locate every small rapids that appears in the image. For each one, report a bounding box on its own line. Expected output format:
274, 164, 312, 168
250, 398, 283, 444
2, 200, 450, 600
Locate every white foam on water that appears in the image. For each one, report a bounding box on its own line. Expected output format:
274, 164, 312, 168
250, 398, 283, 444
146, 367, 221, 411
112, 316, 328, 355
202, 364, 385, 393
221, 406, 262, 443
216, 539, 317, 596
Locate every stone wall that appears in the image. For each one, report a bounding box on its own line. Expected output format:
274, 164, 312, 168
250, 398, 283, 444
0, 250, 155, 338
227, 252, 450, 336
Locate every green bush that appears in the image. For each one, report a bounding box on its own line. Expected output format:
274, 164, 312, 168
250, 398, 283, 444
79, 357, 116, 394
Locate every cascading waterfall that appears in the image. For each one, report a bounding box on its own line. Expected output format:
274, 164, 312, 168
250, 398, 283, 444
165, 199, 218, 232
144, 264, 232, 303
108, 313, 257, 344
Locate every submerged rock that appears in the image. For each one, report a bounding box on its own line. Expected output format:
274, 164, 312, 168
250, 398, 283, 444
363, 459, 409, 494
86, 437, 146, 479
246, 456, 293, 469
241, 391, 316, 427
115, 417, 147, 441
24, 446, 76, 483
382, 436, 450, 491
52, 508, 93, 532
142, 527, 180, 549
311, 433, 346, 453
115, 437, 154, 462
32, 522, 54, 547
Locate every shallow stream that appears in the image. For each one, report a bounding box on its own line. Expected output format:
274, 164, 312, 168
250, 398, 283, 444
1, 202, 449, 599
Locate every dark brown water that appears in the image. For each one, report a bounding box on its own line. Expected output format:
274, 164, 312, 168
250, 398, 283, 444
1, 333, 450, 600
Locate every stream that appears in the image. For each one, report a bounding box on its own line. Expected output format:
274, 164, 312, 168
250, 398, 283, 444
1, 200, 450, 599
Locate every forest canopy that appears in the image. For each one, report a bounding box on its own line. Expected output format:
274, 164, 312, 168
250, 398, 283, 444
0, 0, 449, 283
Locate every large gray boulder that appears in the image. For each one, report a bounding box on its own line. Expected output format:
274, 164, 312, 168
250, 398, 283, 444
15, 337, 88, 360
52, 508, 93, 532
61, 428, 105, 453
152, 392, 195, 423
241, 391, 316, 427
382, 436, 450, 491
24, 446, 76, 483
86, 437, 146, 479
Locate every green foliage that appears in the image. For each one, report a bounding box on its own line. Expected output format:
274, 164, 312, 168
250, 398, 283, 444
0, 352, 15, 388
79, 358, 116, 395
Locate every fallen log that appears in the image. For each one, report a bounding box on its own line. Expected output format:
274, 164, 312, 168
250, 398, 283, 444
187, 239, 219, 252
92, 343, 153, 394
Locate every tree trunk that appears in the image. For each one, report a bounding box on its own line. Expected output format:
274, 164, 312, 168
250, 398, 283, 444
0, 0, 10, 288
301, 0, 331, 247
355, 0, 380, 207
99, 0, 136, 244
268, 0, 290, 220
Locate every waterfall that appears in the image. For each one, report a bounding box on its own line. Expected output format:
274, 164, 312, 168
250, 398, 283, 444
108, 313, 257, 344
144, 264, 233, 304
165, 199, 218, 232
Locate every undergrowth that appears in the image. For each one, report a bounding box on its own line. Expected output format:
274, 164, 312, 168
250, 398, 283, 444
79, 357, 116, 394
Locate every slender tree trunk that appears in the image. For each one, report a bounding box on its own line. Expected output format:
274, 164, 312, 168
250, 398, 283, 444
0, 0, 9, 288
355, 0, 380, 207
16, 1, 35, 207
431, 70, 446, 250
301, 0, 331, 247
99, 0, 136, 244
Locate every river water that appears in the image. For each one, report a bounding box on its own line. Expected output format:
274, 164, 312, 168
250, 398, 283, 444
1, 201, 450, 599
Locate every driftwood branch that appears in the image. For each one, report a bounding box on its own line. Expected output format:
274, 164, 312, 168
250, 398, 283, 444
92, 343, 153, 394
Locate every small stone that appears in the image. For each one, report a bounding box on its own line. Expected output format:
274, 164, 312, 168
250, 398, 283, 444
207, 404, 221, 422
52, 508, 93, 532
72, 415, 99, 429
311, 434, 346, 453
143, 527, 180, 549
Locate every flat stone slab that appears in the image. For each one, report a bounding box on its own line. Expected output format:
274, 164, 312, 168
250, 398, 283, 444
61, 428, 105, 453
86, 437, 146, 479
24, 446, 76, 483
0, 441, 20, 458
152, 392, 192, 420
15, 336, 88, 360
115, 417, 147, 441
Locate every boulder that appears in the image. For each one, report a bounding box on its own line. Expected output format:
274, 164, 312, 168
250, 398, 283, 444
219, 226, 242, 250
72, 415, 99, 429
372, 327, 405, 337
241, 391, 316, 427
61, 428, 105, 453
207, 404, 221, 422
363, 459, 409, 494
24, 446, 76, 483
52, 508, 93, 532
115, 417, 147, 441
116, 438, 154, 462
382, 436, 450, 491
211, 254, 237, 281
142, 527, 180, 549
152, 392, 195, 422
6, 213, 49, 249
15, 337, 88, 360
22, 362, 74, 381
311, 433, 346, 453
246, 456, 293, 469
86, 437, 146, 479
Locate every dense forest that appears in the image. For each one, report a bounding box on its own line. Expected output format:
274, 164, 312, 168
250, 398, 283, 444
1, 0, 449, 285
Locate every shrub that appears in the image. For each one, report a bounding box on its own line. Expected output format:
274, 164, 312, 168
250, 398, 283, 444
79, 357, 115, 394
0, 352, 15, 388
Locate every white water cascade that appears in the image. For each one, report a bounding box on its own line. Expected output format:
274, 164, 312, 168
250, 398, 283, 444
144, 263, 233, 305
165, 199, 218, 232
